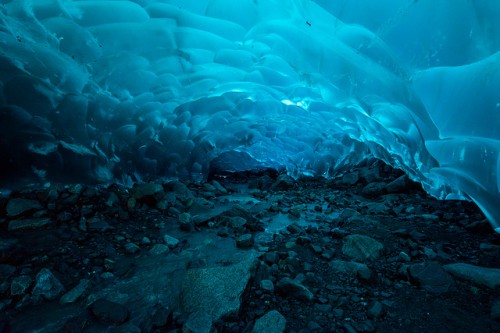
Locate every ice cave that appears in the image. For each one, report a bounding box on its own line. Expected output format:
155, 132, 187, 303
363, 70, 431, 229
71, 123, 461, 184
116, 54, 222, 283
0, 0, 499, 332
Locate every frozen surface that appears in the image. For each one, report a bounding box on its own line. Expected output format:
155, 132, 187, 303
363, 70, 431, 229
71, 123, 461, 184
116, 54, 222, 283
0, 0, 498, 229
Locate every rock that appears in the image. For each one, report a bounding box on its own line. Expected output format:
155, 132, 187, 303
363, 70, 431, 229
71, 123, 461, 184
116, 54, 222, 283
236, 234, 254, 248
183, 311, 212, 333
179, 213, 192, 231
252, 310, 286, 333
342, 235, 383, 260
340, 171, 360, 185
0, 264, 16, 279
60, 279, 90, 304
130, 182, 164, 200
89, 298, 129, 324
270, 174, 295, 191
11, 275, 33, 296
443, 263, 500, 289
260, 280, 275, 292
152, 306, 171, 328
225, 216, 247, 229
163, 235, 180, 249
361, 182, 386, 198
276, 277, 313, 302
149, 244, 169, 255
210, 180, 227, 194
6, 198, 42, 217
124, 242, 141, 254
32, 268, 65, 301
491, 300, 500, 321
8, 218, 53, 231
408, 262, 454, 294
367, 301, 385, 319
386, 175, 413, 193
181, 252, 258, 321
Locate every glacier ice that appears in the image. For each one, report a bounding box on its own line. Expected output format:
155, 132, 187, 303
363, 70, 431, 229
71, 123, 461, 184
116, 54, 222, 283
0, 0, 498, 230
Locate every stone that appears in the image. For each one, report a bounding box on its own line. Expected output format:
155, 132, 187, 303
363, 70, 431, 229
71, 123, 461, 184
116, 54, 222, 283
0, 264, 16, 279
226, 216, 247, 229
149, 244, 169, 255
6, 198, 42, 217
131, 182, 164, 200
260, 279, 275, 292
270, 174, 295, 191
11, 275, 33, 296
330, 260, 370, 276
152, 306, 171, 328
361, 182, 386, 198
367, 301, 385, 319
60, 279, 90, 304
276, 277, 313, 302
179, 213, 192, 231
443, 263, 500, 289
8, 218, 53, 231
32, 268, 65, 301
252, 310, 286, 333
340, 171, 360, 185
181, 251, 258, 321
408, 262, 454, 294
236, 234, 254, 248
89, 298, 129, 324
163, 235, 180, 249
183, 311, 212, 333
210, 180, 227, 194
386, 175, 413, 193
342, 234, 383, 260
124, 242, 141, 254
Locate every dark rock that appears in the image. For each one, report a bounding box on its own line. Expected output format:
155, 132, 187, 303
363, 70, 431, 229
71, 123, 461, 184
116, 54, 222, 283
181, 251, 258, 321
183, 310, 212, 333
361, 182, 386, 198
276, 277, 313, 301
236, 234, 254, 248
340, 171, 360, 185
8, 218, 53, 231
10, 275, 33, 296
6, 198, 42, 217
130, 182, 163, 200
60, 279, 90, 304
386, 175, 414, 193
163, 234, 180, 249
152, 306, 171, 328
0, 264, 16, 279
367, 301, 385, 319
444, 263, 500, 289
252, 310, 286, 333
32, 268, 65, 301
491, 300, 500, 321
149, 244, 169, 255
270, 174, 295, 191
89, 298, 129, 325
124, 242, 141, 254
342, 234, 383, 260
260, 279, 274, 292
408, 262, 454, 294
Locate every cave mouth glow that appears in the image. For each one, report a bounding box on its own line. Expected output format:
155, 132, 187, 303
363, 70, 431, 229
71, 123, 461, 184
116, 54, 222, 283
0, 0, 499, 230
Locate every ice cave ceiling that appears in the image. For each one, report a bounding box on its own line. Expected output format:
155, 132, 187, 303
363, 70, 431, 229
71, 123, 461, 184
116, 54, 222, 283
0, 0, 499, 230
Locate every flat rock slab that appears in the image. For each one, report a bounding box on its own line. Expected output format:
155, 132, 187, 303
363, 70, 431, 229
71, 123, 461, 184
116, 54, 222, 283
409, 262, 454, 294
444, 263, 500, 289
181, 251, 258, 321
8, 218, 53, 231
342, 234, 383, 261
252, 310, 286, 333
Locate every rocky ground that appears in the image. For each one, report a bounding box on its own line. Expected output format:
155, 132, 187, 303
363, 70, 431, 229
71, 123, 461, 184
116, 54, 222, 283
1, 160, 500, 333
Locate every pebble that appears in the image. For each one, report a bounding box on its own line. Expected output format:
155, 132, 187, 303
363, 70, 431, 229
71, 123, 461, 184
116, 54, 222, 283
124, 242, 141, 254
260, 279, 275, 292
11, 275, 33, 296
32, 268, 65, 301
60, 279, 90, 304
252, 310, 286, 333
236, 234, 254, 248
149, 244, 169, 255
163, 234, 180, 249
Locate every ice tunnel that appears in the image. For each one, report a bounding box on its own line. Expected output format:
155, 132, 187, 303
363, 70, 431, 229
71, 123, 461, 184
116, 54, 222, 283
0, 0, 499, 230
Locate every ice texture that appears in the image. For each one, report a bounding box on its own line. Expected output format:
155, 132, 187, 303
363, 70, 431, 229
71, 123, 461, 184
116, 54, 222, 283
0, 0, 498, 230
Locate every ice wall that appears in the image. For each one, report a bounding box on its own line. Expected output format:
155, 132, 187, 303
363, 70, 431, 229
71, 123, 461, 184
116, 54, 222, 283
0, 0, 498, 230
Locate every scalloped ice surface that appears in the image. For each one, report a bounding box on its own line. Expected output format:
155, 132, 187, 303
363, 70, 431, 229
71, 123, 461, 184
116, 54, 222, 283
0, 0, 498, 230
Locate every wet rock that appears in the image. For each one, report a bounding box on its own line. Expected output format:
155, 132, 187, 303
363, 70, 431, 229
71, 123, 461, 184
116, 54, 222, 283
444, 263, 500, 289
130, 182, 163, 200
60, 279, 90, 304
260, 280, 275, 292
408, 262, 454, 294
179, 213, 193, 231
6, 198, 42, 217
11, 275, 33, 296
252, 310, 286, 333
367, 301, 385, 319
183, 310, 212, 333
340, 171, 360, 185
149, 244, 169, 255
152, 306, 171, 328
361, 182, 386, 198
181, 251, 258, 321
270, 174, 295, 191
124, 242, 141, 254
163, 235, 180, 249
210, 180, 227, 194
276, 277, 313, 302
32, 268, 65, 301
386, 175, 413, 193
236, 234, 254, 248
8, 218, 53, 231
0, 264, 16, 279
225, 216, 247, 229
89, 298, 129, 325
342, 234, 383, 260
